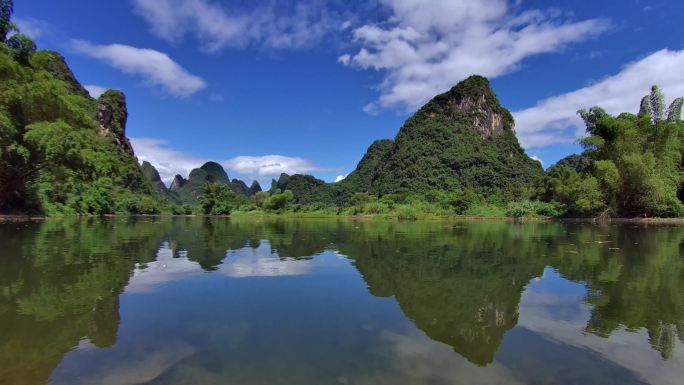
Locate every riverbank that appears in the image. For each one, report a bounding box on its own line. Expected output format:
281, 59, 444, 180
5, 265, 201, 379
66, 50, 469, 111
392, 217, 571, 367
3, 212, 684, 225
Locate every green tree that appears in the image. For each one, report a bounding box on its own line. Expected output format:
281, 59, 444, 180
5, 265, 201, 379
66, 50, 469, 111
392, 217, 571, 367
6, 33, 36, 63
199, 183, 238, 215
0, 0, 12, 41
265, 189, 294, 212
542, 85, 684, 217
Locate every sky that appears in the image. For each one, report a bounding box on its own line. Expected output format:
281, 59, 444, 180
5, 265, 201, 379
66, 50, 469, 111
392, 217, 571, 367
14, 0, 684, 186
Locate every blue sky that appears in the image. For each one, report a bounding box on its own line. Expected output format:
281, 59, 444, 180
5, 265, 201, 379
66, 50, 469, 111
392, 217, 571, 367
14, 0, 684, 186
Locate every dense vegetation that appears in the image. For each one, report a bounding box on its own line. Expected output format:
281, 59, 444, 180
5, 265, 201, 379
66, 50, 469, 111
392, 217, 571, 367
0, 3, 163, 215
205, 81, 683, 219
166, 161, 262, 205
135, 82, 684, 219
536, 86, 684, 218
2, 0, 681, 219
340, 76, 544, 197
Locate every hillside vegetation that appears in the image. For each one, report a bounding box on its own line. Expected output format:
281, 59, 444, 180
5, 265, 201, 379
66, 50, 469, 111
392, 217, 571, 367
0, 5, 163, 215
2, 0, 682, 219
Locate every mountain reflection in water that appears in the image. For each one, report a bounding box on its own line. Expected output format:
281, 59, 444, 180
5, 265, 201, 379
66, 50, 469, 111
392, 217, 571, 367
0, 218, 682, 385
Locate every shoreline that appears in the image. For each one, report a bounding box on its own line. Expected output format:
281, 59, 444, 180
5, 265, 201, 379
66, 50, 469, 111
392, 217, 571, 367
2, 213, 684, 225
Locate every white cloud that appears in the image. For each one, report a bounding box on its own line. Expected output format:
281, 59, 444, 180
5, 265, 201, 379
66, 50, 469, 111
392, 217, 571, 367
223, 155, 322, 177
530, 155, 543, 166
341, 0, 609, 111
125, 242, 203, 293
84, 85, 109, 98
219, 243, 312, 278
513, 49, 684, 148
334, 174, 347, 182
337, 54, 351, 66
131, 0, 343, 52
130, 137, 208, 184
13, 17, 50, 39
71, 40, 206, 97
132, 138, 328, 183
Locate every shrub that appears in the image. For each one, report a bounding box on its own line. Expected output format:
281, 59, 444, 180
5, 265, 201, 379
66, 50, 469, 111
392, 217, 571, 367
171, 204, 194, 215
265, 189, 294, 212
506, 201, 561, 218
75, 179, 114, 215
396, 205, 418, 221
117, 194, 161, 215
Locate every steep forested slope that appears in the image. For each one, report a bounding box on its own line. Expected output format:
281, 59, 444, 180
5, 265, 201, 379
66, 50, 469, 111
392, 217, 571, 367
0, 26, 159, 214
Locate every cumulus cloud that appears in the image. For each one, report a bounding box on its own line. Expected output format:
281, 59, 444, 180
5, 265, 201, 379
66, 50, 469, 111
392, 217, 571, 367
341, 0, 609, 111
132, 138, 327, 183
513, 49, 684, 148
84, 85, 109, 98
130, 137, 208, 184
131, 0, 345, 51
334, 174, 347, 182
223, 155, 323, 177
71, 40, 206, 97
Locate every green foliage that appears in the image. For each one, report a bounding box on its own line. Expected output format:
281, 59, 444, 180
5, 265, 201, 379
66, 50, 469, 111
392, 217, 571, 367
265, 189, 294, 212
505, 201, 560, 218
539, 166, 606, 216
337, 76, 543, 198
166, 162, 259, 205
171, 204, 195, 215
0, 44, 158, 215
668, 98, 683, 123
199, 183, 239, 215
115, 192, 161, 215
74, 178, 114, 215
270, 173, 337, 206
650, 85, 666, 124
541, 85, 684, 218
396, 205, 419, 220
0, 0, 12, 41
6, 33, 35, 63
425, 189, 483, 214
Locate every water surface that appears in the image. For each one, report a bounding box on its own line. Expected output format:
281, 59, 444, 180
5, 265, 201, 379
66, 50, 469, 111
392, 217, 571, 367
1, 218, 683, 385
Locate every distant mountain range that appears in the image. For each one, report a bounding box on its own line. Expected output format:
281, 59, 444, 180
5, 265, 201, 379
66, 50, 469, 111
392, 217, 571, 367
142, 75, 543, 206
142, 161, 262, 204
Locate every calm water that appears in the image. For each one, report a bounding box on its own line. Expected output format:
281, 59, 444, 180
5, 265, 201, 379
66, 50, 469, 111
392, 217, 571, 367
1, 218, 683, 385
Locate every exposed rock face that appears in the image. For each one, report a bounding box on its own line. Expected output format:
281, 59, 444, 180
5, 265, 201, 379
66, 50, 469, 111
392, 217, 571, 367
97, 90, 133, 155
451, 93, 505, 139
423, 75, 513, 140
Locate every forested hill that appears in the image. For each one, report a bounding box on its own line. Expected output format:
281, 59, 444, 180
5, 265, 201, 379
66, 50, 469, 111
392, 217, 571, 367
0, 10, 160, 214
339, 75, 543, 196
274, 76, 545, 206
162, 161, 263, 204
